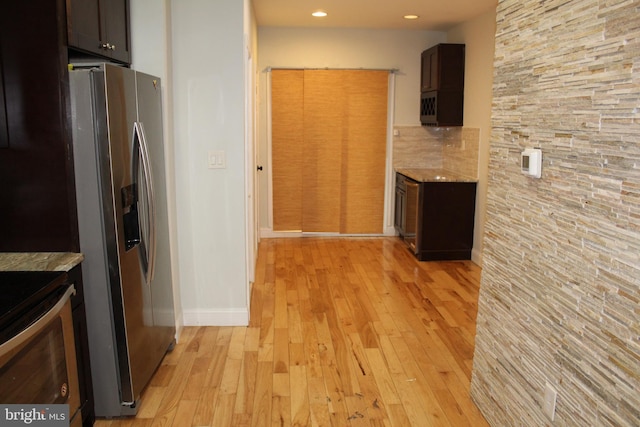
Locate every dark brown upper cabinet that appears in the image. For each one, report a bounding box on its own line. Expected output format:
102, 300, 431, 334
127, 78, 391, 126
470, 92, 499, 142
421, 43, 465, 92
66, 0, 131, 64
420, 43, 465, 127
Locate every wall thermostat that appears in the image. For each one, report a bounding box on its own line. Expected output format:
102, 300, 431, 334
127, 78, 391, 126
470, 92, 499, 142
521, 148, 542, 178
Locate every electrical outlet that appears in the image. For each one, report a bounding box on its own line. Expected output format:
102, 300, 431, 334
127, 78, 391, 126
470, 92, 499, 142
543, 382, 557, 421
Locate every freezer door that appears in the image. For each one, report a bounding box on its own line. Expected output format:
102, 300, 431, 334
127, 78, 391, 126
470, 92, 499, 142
71, 66, 138, 417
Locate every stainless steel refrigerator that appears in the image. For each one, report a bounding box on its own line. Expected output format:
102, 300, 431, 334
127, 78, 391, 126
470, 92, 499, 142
70, 63, 175, 417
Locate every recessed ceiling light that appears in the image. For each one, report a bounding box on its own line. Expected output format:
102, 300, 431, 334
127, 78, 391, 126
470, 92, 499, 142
404, 14, 419, 20
312, 11, 327, 17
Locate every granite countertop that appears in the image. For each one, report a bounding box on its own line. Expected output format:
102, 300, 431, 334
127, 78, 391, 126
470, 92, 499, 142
0, 252, 84, 272
395, 168, 478, 183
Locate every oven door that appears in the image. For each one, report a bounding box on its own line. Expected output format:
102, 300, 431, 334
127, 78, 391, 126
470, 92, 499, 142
0, 285, 82, 427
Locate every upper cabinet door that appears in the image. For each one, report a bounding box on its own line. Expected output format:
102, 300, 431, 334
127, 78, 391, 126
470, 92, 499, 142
101, 0, 130, 64
67, 0, 131, 64
66, 0, 102, 56
420, 44, 465, 93
420, 47, 439, 92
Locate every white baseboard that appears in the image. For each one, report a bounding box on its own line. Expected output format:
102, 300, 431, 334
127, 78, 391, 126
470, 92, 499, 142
383, 226, 398, 236
260, 229, 303, 238
471, 248, 483, 267
182, 308, 249, 326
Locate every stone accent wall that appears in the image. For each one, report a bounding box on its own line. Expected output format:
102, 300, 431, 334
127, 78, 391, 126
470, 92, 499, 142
393, 126, 479, 178
471, 1, 640, 426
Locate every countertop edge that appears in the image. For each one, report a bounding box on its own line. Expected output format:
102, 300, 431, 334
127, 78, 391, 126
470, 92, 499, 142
395, 168, 478, 183
0, 252, 84, 272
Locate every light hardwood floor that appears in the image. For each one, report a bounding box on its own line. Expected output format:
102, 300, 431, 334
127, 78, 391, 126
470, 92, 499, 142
94, 237, 488, 426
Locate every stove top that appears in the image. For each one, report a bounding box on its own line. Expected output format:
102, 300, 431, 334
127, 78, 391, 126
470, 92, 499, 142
0, 271, 69, 335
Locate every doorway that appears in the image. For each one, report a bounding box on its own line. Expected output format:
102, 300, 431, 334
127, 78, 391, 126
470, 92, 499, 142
270, 69, 391, 234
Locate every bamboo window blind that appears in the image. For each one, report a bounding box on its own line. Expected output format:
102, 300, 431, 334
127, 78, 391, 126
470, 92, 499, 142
271, 69, 388, 234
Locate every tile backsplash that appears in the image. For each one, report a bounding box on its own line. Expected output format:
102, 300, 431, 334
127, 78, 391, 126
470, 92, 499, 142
393, 126, 479, 179
443, 127, 479, 179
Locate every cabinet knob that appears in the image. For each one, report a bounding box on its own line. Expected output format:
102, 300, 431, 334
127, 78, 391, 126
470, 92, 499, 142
101, 43, 111, 50
110, 44, 116, 51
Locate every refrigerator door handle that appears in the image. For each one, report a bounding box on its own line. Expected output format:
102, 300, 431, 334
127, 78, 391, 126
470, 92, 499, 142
133, 121, 157, 284
139, 121, 157, 283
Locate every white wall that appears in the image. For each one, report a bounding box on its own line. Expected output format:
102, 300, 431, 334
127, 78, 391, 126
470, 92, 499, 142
447, 9, 497, 266
171, 0, 251, 326
257, 28, 446, 230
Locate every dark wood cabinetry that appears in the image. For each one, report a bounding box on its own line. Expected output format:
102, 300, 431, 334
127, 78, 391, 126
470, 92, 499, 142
417, 181, 476, 260
0, 54, 8, 148
421, 44, 465, 92
0, 1, 104, 425
0, 0, 131, 251
421, 47, 439, 92
420, 44, 465, 127
0, 0, 79, 252
67, 0, 131, 64
67, 266, 95, 427
396, 173, 476, 261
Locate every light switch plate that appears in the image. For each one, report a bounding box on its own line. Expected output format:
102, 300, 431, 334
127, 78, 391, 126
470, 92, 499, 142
208, 150, 226, 169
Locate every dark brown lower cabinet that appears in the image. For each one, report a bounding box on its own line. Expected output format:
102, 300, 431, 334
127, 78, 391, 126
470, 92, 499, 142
67, 267, 95, 427
396, 173, 476, 261
417, 181, 476, 260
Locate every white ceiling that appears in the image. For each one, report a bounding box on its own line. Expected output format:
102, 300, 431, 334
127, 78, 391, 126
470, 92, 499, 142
252, 0, 498, 31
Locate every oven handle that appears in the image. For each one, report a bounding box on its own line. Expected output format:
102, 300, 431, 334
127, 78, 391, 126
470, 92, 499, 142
0, 285, 76, 357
